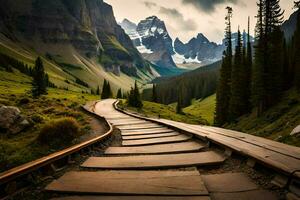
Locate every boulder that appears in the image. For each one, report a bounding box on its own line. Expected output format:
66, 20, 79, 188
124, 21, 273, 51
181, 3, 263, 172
290, 125, 300, 137
0, 105, 30, 134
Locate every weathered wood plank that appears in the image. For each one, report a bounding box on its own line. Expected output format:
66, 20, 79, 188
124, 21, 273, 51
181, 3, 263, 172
46, 170, 209, 195
121, 128, 174, 136
81, 151, 226, 169
52, 196, 211, 200
105, 141, 205, 155
122, 134, 191, 146
122, 132, 180, 140
202, 173, 258, 192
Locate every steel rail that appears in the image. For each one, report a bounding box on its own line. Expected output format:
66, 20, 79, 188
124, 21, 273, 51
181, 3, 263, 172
0, 102, 113, 185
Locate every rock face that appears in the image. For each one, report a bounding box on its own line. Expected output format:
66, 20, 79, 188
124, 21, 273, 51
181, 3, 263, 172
121, 17, 176, 69
0, 106, 29, 134
173, 34, 223, 65
0, 0, 147, 75
290, 125, 300, 137
282, 10, 299, 41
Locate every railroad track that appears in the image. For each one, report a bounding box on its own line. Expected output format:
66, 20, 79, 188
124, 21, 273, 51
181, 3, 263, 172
1, 99, 299, 199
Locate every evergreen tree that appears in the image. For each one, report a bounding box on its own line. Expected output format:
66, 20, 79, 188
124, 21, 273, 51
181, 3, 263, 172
96, 86, 100, 95
252, 0, 284, 115
245, 17, 253, 112
215, 7, 233, 125
229, 28, 245, 120
32, 57, 47, 97
117, 88, 122, 99
152, 84, 158, 103
293, 1, 300, 91
101, 80, 107, 99
128, 81, 143, 108
252, 0, 265, 115
107, 81, 113, 98
176, 93, 183, 114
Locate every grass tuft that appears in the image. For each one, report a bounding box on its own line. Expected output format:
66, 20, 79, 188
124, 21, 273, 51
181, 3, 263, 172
38, 117, 80, 148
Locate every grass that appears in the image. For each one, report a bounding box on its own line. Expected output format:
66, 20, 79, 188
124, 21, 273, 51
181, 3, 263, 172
184, 94, 216, 125
0, 68, 99, 172
119, 100, 208, 125
225, 89, 300, 147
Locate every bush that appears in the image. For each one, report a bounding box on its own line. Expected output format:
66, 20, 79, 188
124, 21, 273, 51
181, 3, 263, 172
18, 97, 31, 105
38, 117, 80, 148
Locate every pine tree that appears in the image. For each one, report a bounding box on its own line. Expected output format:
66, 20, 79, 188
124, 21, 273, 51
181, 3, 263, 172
96, 86, 100, 95
32, 57, 47, 97
293, 1, 300, 91
252, 0, 284, 115
245, 17, 253, 112
252, 0, 265, 116
128, 81, 143, 108
215, 7, 233, 125
117, 88, 122, 99
176, 93, 183, 114
101, 80, 107, 99
229, 28, 245, 120
107, 81, 113, 98
152, 84, 158, 103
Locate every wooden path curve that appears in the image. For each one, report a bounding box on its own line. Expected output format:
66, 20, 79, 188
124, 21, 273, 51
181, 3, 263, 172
45, 99, 290, 199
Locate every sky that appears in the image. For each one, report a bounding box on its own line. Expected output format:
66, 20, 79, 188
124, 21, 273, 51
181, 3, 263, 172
104, 0, 295, 44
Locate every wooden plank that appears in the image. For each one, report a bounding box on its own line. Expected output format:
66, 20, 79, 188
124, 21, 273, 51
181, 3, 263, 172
46, 170, 209, 195
155, 119, 300, 176
210, 190, 278, 200
114, 121, 154, 126
121, 128, 174, 136
52, 196, 211, 200
122, 132, 180, 140
202, 173, 258, 192
81, 151, 226, 169
118, 124, 165, 130
122, 135, 191, 146
105, 141, 205, 155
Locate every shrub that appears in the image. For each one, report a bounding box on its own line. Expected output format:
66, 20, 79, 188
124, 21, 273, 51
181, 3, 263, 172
38, 117, 80, 148
18, 97, 31, 105
31, 114, 44, 123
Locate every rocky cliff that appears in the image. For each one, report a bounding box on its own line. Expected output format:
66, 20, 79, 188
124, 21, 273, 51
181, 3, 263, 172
120, 17, 176, 69
0, 0, 149, 78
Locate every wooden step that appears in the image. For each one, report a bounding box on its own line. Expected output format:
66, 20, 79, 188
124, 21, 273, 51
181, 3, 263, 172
122, 134, 191, 146
81, 151, 226, 169
46, 170, 209, 196
118, 124, 164, 130
122, 132, 180, 140
114, 121, 154, 126
52, 196, 211, 200
121, 128, 174, 136
105, 141, 205, 155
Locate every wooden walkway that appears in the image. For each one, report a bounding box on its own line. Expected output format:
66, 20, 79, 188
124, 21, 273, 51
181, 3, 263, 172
45, 99, 283, 199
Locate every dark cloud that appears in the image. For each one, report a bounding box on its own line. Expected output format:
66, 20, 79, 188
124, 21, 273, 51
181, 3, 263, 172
159, 7, 197, 31
182, 0, 240, 13
143, 1, 157, 9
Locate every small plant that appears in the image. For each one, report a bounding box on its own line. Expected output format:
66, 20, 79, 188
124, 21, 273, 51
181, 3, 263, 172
37, 117, 80, 148
18, 97, 31, 105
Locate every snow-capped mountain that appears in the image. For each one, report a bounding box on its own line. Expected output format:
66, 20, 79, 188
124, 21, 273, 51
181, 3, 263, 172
173, 34, 223, 65
120, 17, 176, 69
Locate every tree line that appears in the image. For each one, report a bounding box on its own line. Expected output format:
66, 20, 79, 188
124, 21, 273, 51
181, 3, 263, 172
145, 61, 221, 108
215, 0, 300, 126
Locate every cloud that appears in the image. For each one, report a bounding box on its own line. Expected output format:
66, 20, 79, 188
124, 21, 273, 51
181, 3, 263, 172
182, 0, 241, 13
143, 1, 157, 9
159, 7, 198, 31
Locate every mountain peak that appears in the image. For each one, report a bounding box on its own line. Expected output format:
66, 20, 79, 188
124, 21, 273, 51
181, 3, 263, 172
119, 18, 137, 31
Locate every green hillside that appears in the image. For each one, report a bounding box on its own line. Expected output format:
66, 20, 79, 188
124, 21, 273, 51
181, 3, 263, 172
184, 94, 216, 125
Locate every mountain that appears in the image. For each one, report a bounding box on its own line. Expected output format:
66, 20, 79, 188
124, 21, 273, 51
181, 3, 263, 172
282, 10, 299, 41
173, 34, 223, 66
120, 17, 176, 69
0, 0, 157, 92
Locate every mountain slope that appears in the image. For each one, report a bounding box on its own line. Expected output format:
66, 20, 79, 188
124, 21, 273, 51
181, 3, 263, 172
0, 0, 157, 92
282, 10, 299, 40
